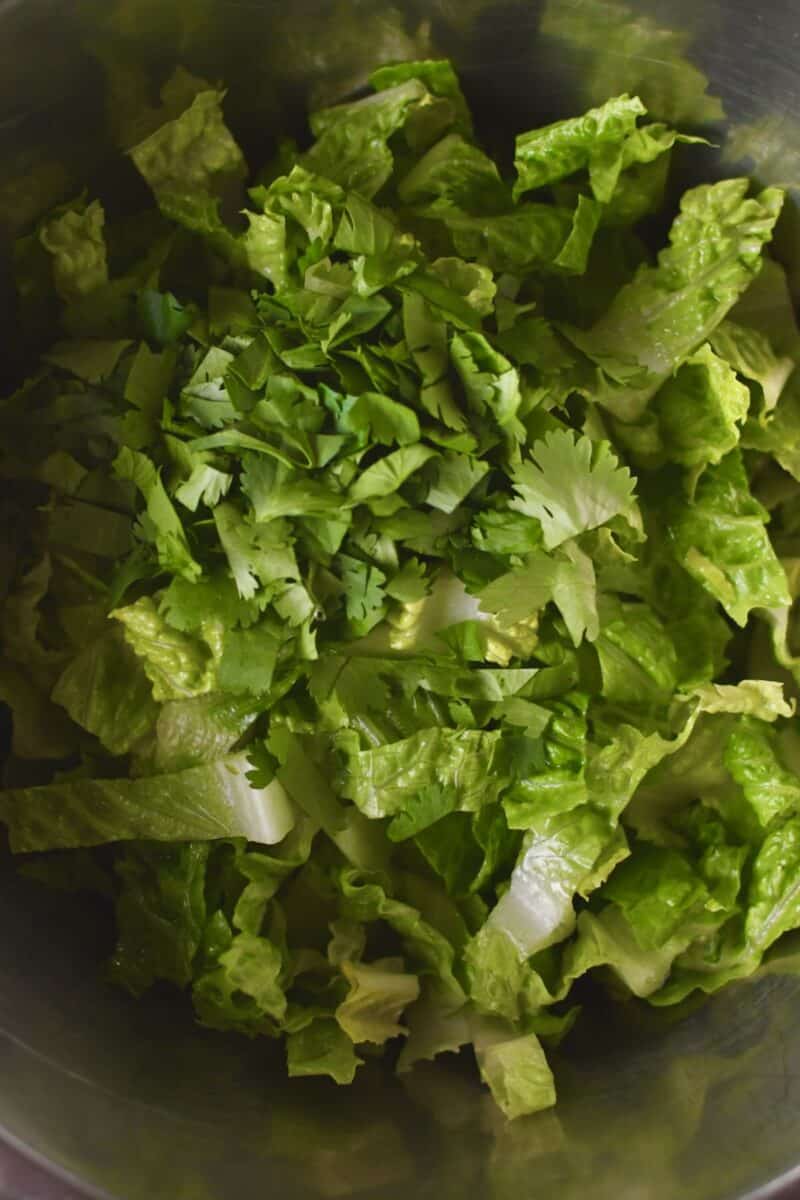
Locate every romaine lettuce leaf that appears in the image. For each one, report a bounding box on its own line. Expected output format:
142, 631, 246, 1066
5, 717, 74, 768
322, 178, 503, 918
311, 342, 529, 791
484, 805, 620, 957
0, 660, 78, 760
334, 868, 465, 1005
650, 342, 750, 471
194, 927, 288, 1035
398, 135, 507, 211
341, 727, 504, 819
513, 94, 646, 201
112, 596, 219, 701
709, 320, 794, 417
110, 840, 212, 995
0, 754, 295, 851
51, 627, 159, 754
441, 205, 577, 274
129, 90, 245, 213
499, 697, 588, 825
303, 80, 428, 198
566, 179, 784, 420
741, 369, 800, 482
287, 1019, 362, 1083
369, 59, 473, 140
415, 804, 521, 896
561, 907, 689, 998
335, 959, 420, 1044
473, 1022, 556, 1118
665, 450, 790, 625
745, 816, 800, 951
649, 815, 800, 1006
40, 199, 108, 301
396, 981, 472, 1073
147, 693, 259, 773
593, 596, 677, 708
601, 842, 713, 949
723, 719, 800, 830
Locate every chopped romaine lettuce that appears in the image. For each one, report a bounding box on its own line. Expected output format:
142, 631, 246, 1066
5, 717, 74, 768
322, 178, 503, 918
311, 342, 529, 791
3, 60, 800, 1121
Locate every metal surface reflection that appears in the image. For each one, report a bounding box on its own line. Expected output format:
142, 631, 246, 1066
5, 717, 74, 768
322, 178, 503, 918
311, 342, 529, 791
2, 2, 800, 1198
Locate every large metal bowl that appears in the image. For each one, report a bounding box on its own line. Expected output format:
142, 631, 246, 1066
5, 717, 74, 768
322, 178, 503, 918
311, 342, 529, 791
2, 1, 800, 1197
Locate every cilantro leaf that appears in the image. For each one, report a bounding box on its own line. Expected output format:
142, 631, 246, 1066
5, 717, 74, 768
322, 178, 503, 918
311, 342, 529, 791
510, 429, 640, 548
479, 543, 599, 647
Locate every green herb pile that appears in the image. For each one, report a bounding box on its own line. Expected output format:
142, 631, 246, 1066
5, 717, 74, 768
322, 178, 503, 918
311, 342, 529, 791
3, 59, 800, 1119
